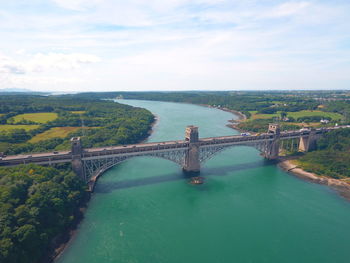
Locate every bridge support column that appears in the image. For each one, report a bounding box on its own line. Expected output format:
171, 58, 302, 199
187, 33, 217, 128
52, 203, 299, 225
299, 130, 317, 152
183, 126, 200, 174
71, 137, 85, 181
266, 140, 280, 159
265, 123, 280, 159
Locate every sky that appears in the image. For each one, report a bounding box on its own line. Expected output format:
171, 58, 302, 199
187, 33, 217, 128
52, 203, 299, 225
0, 0, 349, 92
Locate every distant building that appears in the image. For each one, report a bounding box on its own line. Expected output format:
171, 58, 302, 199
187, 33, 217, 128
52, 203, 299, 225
320, 119, 329, 124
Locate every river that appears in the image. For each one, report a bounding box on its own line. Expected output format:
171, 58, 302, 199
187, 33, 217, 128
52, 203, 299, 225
57, 100, 350, 263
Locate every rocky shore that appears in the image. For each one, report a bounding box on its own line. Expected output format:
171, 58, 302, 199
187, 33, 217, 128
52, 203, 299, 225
209, 104, 350, 202
278, 157, 350, 201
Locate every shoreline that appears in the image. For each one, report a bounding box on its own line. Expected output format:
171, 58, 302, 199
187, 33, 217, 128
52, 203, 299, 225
278, 157, 350, 201
48, 102, 349, 261
43, 195, 90, 263
142, 114, 159, 143
200, 104, 247, 121
200, 104, 247, 133
208, 102, 350, 202
50, 115, 159, 262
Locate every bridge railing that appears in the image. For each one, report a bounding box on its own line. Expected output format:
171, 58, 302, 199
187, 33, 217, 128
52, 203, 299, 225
1, 125, 348, 166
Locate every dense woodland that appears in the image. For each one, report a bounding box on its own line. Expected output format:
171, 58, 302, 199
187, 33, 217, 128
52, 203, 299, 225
76, 90, 350, 124
75, 90, 350, 129
0, 94, 155, 263
76, 91, 350, 180
0, 164, 87, 263
1, 91, 350, 263
76, 91, 322, 118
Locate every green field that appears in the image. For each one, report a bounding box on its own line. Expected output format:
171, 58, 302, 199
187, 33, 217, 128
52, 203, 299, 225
11, 112, 58, 124
0, 142, 10, 152
0, 125, 40, 132
249, 110, 342, 121
29, 127, 81, 143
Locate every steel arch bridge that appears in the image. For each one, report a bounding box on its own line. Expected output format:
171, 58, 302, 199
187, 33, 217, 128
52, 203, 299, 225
1, 124, 343, 190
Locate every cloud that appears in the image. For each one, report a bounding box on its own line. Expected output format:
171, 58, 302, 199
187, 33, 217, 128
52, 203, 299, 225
0, 0, 349, 91
28, 53, 101, 72
267, 1, 311, 18
0, 52, 101, 74
0, 65, 26, 74
52, 0, 104, 11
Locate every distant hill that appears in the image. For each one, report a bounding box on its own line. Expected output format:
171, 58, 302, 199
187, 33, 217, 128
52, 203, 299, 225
0, 88, 49, 95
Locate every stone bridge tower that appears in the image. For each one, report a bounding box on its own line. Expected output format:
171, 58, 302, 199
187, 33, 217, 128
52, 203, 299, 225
299, 129, 317, 152
183, 126, 200, 174
265, 123, 280, 159
71, 137, 84, 180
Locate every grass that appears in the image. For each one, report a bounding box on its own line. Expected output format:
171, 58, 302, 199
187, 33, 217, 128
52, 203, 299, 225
0, 142, 10, 152
248, 110, 342, 121
71, 111, 86, 114
11, 112, 58, 124
0, 125, 40, 132
29, 127, 81, 143
288, 122, 321, 127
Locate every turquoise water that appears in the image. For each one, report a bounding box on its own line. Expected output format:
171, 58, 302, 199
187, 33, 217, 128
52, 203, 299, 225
57, 100, 350, 263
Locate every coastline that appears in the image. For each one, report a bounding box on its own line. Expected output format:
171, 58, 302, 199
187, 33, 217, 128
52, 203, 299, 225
208, 103, 350, 202
200, 104, 247, 132
278, 157, 350, 201
200, 104, 246, 121
52, 104, 240, 261
50, 115, 158, 262
142, 114, 159, 143
48, 102, 349, 261
43, 195, 90, 263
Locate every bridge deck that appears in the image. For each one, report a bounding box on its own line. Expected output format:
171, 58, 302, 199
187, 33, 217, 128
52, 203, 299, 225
0, 126, 346, 167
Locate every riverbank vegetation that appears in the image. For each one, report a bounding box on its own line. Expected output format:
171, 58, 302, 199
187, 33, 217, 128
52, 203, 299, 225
0, 95, 154, 155
296, 129, 350, 179
74, 90, 350, 180
76, 91, 349, 132
0, 164, 87, 263
0, 94, 156, 263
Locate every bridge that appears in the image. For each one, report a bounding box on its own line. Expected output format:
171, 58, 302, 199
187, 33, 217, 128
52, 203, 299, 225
0, 124, 346, 190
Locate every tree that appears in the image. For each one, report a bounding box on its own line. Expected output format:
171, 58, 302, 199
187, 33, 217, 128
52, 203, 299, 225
280, 111, 287, 120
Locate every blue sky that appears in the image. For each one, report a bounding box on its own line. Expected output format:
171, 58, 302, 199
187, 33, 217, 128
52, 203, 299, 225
0, 0, 349, 92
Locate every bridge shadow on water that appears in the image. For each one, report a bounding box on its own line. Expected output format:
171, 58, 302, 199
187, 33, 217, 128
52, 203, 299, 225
94, 159, 277, 194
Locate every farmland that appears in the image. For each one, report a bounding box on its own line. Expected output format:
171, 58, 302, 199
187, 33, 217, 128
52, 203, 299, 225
11, 112, 58, 124
248, 110, 342, 121
0, 95, 154, 155
29, 127, 81, 143
0, 124, 40, 131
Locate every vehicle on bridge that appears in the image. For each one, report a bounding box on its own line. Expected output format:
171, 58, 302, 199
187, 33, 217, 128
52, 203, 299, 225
0, 124, 346, 191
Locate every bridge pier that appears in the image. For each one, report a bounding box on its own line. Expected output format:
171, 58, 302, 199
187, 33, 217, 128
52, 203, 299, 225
299, 129, 317, 152
265, 123, 280, 159
3, 123, 340, 185
71, 137, 85, 181
183, 126, 200, 174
